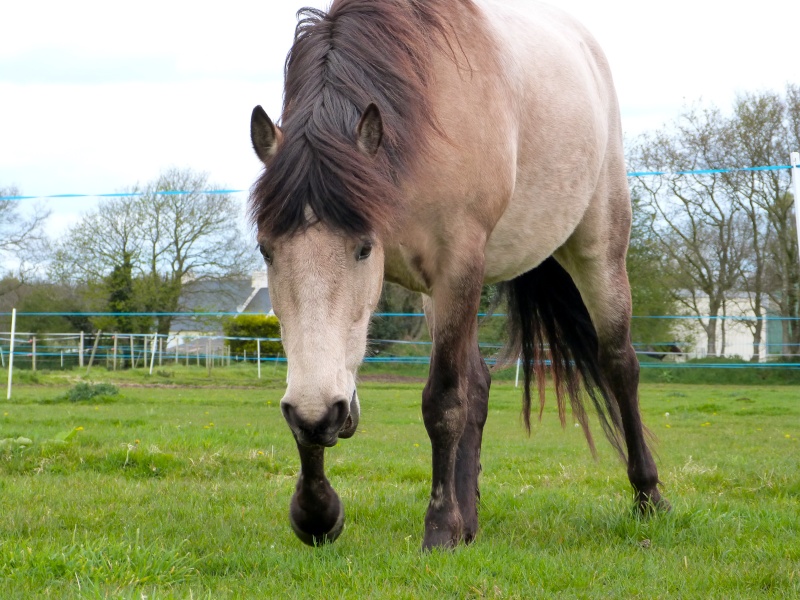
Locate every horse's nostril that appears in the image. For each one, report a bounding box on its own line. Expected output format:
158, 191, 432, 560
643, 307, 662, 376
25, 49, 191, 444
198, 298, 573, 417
282, 397, 351, 446
281, 402, 298, 429
329, 397, 350, 432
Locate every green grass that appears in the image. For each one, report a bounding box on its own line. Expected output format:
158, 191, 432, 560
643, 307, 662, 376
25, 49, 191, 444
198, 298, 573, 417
0, 370, 798, 598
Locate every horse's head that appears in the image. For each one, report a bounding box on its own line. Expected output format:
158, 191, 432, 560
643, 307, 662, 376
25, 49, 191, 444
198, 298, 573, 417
250, 104, 385, 449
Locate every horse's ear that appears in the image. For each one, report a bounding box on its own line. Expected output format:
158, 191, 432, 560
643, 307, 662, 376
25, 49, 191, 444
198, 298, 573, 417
251, 105, 282, 163
356, 103, 383, 157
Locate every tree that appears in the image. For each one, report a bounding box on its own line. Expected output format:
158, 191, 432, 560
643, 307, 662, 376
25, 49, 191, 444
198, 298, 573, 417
369, 282, 426, 351
52, 168, 259, 334
92, 252, 153, 334
631, 105, 749, 356
0, 185, 50, 283
0, 276, 92, 334
626, 191, 679, 351
630, 85, 800, 359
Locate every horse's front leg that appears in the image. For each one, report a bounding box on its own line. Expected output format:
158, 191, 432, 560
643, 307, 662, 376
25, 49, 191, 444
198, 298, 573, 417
421, 264, 484, 550
289, 442, 345, 546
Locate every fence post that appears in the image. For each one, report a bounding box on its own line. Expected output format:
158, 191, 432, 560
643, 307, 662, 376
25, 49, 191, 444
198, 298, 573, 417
175, 335, 179, 365
113, 334, 118, 371
149, 333, 157, 375
79, 331, 85, 368
158, 336, 163, 367
0, 344, 4, 368
6, 308, 16, 400
31, 335, 36, 372
130, 335, 135, 369
86, 331, 103, 374
257, 339, 261, 379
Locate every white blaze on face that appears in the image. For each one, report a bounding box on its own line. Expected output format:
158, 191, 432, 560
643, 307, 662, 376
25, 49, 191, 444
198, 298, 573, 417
266, 223, 383, 428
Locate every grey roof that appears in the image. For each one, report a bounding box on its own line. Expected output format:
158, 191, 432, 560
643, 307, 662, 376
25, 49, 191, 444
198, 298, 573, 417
171, 276, 271, 333
241, 288, 272, 314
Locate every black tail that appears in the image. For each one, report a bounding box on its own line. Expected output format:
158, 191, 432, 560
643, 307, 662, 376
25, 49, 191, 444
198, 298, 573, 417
499, 257, 625, 460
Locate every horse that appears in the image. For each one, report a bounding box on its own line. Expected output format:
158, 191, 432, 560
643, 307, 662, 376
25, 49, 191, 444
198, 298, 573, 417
249, 0, 669, 549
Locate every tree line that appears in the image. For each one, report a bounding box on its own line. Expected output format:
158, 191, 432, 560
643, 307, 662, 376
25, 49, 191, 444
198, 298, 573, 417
2, 85, 799, 360
628, 85, 800, 358
0, 168, 258, 335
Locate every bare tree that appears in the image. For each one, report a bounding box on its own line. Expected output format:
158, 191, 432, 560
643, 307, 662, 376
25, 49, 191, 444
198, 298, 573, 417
630, 106, 749, 356
724, 91, 788, 359
0, 185, 50, 283
52, 168, 259, 334
631, 86, 800, 360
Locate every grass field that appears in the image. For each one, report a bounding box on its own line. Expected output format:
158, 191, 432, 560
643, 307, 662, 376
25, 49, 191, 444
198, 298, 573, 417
0, 366, 798, 598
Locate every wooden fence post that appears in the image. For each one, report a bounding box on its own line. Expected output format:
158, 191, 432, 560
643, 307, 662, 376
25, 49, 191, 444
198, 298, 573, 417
79, 331, 85, 368
86, 331, 103, 374
31, 336, 36, 372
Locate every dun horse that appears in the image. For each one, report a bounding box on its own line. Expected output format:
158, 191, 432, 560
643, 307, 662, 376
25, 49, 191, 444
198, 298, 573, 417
249, 0, 668, 549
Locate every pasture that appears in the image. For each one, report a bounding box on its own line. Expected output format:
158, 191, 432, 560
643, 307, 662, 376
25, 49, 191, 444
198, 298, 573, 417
0, 367, 798, 598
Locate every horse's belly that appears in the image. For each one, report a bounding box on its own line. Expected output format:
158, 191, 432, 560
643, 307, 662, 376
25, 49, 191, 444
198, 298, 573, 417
478, 0, 618, 284
483, 189, 590, 284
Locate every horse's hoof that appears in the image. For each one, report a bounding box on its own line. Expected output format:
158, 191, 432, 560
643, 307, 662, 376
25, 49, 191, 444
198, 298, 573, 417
289, 499, 345, 546
422, 518, 463, 551
422, 529, 460, 551
635, 492, 672, 516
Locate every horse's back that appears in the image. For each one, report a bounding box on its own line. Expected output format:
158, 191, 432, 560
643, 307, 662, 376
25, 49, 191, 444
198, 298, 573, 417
473, 0, 629, 283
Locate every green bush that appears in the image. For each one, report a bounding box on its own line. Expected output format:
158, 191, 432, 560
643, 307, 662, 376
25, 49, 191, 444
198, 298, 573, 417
222, 314, 284, 356
63, 382, 120, 403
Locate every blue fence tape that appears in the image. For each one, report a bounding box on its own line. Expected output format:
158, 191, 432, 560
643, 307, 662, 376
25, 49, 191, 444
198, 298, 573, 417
1, 163, 796, 201
3, 311, 800, 321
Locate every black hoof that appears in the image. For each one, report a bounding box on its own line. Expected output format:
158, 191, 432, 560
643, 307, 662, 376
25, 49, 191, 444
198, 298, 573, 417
289, 496, 345, 546
635, 491, 672, 516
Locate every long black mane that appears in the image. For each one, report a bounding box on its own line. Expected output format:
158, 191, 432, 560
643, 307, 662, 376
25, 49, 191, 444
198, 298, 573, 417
250, 0, 474, 238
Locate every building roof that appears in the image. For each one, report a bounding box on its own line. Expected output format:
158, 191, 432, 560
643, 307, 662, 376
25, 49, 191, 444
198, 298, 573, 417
171, 271, 271, 333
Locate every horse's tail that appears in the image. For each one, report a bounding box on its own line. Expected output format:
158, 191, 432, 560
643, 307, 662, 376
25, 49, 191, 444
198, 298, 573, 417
498, 256, 626, 460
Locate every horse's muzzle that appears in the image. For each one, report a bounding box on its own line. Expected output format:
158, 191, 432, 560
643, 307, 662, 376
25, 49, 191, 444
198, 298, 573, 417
282, 391, 359, 447
338, 390, 360, 439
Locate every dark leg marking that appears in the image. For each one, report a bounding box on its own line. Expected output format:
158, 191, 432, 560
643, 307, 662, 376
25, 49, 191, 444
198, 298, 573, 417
289, 443, 345, 546
454, 348, 490, 543
599, 335, 669, 513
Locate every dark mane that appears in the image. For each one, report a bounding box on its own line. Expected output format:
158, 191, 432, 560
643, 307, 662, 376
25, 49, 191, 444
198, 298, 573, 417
250, 0, 476, 238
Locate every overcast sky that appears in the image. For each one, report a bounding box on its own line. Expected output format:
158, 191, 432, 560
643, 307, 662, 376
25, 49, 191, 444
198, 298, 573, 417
1, 0, 798, 236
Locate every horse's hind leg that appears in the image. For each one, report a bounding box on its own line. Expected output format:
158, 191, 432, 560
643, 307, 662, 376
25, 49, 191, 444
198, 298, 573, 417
556, 245, 668, 513
456, 348, 490, 542
420, 258, 488, 548
423, 294, 490, 544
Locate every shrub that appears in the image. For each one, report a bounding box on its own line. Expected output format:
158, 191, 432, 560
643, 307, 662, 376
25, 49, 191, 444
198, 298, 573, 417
222, 314, 284, 356
64, 382, 120, 403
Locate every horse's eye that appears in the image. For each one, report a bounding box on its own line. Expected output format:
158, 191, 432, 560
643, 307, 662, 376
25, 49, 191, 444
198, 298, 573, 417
258, 244, 273, 265
356, 240, 373, 261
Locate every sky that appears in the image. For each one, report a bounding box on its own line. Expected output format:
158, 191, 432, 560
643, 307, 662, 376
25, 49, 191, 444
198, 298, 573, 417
1, 0, 798, 238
